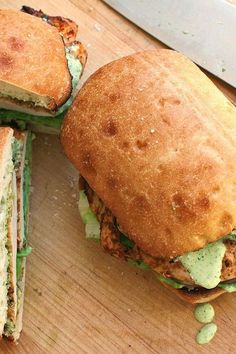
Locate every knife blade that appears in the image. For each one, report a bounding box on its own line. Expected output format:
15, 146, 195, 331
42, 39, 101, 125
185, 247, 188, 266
103, 0, 236, 88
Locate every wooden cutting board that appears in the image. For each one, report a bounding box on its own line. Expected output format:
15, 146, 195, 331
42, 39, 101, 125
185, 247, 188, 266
1, 0, 236, 353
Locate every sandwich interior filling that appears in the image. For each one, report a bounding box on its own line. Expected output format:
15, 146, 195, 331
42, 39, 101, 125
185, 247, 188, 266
2, 132, 32, 339
78, 177, 236, 293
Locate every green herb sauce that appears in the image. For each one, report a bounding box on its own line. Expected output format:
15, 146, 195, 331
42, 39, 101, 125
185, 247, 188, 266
218, 282, 236, 292
196, 323, 217, 345
194, 303, 215, 323
179, 232, 236, 289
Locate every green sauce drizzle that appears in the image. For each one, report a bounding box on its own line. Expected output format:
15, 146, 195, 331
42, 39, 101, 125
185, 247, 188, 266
179, 232, 236, 289
196, 323, 217, 345
194, 303, 215, 323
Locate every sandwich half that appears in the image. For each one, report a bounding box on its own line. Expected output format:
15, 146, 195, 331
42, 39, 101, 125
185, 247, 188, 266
0, 6, 87, 132
0, 127, 32, 340
61, 49, 236, 304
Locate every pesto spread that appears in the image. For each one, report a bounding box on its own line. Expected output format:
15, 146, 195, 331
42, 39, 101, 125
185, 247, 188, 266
179, 232, 236, 289
218, 282, 236, 292
57, 47, 82, 114
23, 132, 32, 242
179, 240, 226, 289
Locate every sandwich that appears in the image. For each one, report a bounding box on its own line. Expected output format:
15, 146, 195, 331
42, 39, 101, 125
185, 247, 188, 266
61, 49, 236, 304
0, 6, 87, 133
0, 127, 32, 340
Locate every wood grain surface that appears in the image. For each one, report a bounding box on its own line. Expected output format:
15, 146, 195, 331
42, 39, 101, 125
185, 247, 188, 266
0, 0, 236, 353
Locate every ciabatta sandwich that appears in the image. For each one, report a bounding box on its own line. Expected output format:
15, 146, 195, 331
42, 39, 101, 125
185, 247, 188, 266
0, 6, 87, 132
61, 50, 236, 303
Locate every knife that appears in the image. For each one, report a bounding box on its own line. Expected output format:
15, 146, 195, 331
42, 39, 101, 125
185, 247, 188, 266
103, 0, 236, 88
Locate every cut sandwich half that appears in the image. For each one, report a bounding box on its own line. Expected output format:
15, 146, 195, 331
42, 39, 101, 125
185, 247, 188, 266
0, 127, 32, 341
0, 7, 87, 133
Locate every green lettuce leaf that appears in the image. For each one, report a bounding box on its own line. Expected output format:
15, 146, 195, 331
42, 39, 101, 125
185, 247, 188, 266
17, 246, 32, 258
156, 274, 185, 289
127, 259, 149, 270
120, 233, 135, 249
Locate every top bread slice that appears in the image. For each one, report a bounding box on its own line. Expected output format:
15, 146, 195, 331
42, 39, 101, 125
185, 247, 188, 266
61, 49, 236, 258
0, 9, 72, 115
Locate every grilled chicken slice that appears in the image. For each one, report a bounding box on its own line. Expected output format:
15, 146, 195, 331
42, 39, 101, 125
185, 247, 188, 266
21, 6, 78, 44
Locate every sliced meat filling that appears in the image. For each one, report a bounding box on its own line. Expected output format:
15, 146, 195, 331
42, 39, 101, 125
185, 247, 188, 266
80, 176, 236, 285
21, 6, 78, 44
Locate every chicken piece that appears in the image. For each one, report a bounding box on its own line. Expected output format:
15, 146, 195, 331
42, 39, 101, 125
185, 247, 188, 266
221, 239, 236, 281
21, 6, 78, 44
21, 6, 87, 75
100, 211, 127, 259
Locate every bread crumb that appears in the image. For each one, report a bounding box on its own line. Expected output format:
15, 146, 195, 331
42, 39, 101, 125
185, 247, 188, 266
94, 23, 101, 31
150, 129, 155, 133
171, 201, 179, 210
128, 308, 132, 312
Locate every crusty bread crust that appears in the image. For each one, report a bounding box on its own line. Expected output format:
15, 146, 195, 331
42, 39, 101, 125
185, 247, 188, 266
0, 9, 72, 109
61, 49, 236, 258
